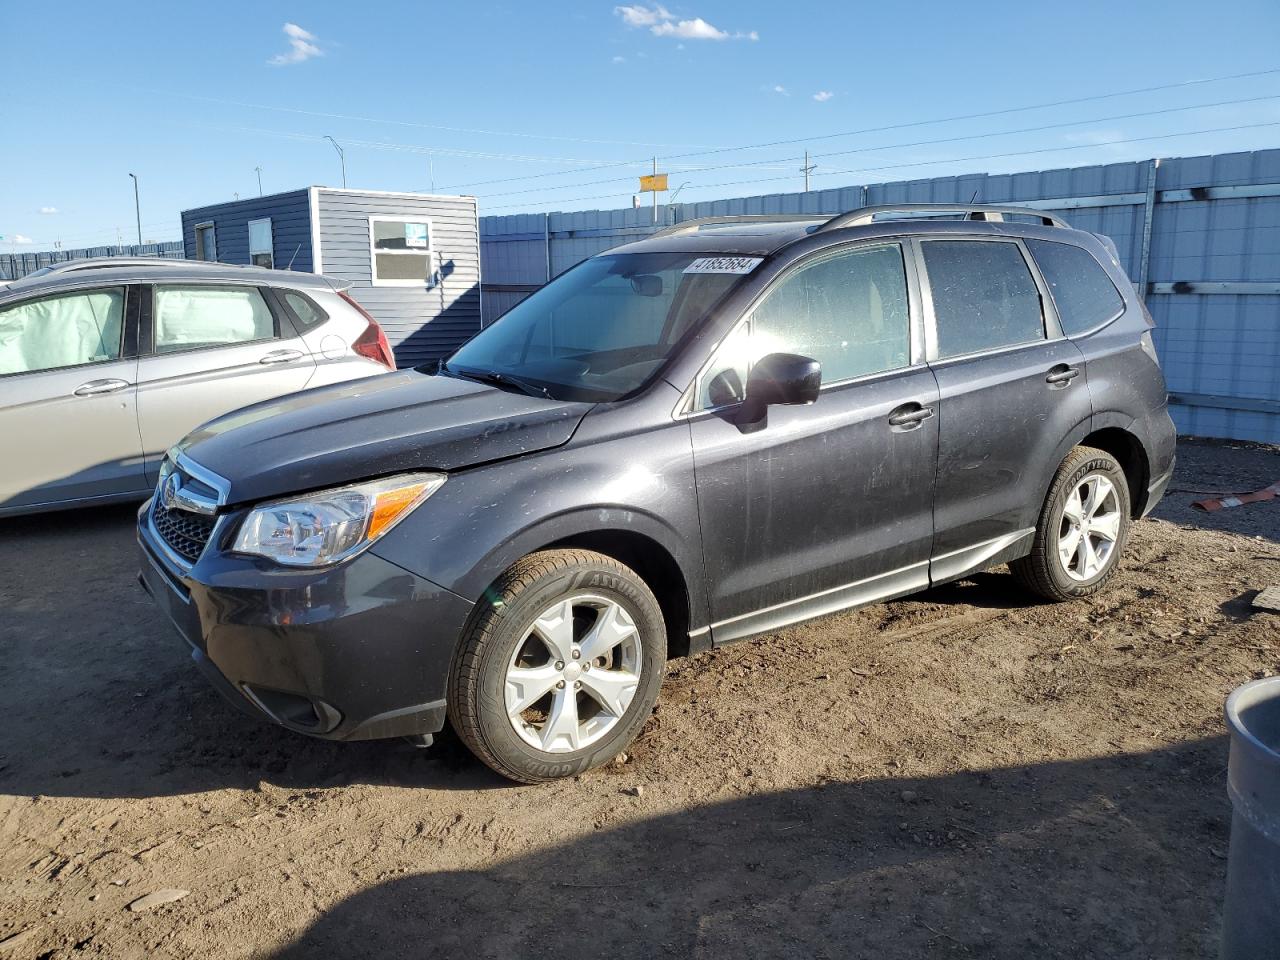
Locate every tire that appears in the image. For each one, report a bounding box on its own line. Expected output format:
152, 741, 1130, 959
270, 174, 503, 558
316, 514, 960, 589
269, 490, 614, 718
1011, 445, 1132, 602
448, 549, 666, 784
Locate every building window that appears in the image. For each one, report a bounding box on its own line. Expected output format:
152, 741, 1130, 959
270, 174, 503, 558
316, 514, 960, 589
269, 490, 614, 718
248, 218, 274, 269
369, 217, 433, 286
194, 222, 217, 262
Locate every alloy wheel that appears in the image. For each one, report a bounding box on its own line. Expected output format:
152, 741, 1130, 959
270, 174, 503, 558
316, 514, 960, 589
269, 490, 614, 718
1057, 473, 1122, 582
504, 594, 643, 753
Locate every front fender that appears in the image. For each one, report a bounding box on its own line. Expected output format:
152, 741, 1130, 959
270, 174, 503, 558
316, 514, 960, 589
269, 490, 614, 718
369, 417, 708, 634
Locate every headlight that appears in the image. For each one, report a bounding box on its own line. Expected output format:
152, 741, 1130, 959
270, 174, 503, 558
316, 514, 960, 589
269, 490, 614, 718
232, 472, 445, 567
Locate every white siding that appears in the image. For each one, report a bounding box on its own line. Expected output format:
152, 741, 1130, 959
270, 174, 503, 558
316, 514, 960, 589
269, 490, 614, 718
316, 190, 481, 366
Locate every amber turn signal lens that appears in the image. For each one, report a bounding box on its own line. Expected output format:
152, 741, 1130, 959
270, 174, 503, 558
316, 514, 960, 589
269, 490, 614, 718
367, 482, 433, 540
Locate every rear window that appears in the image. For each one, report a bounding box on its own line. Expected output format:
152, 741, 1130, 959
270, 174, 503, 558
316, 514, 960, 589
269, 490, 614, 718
921, 240, 1045, 359
1026, 239, 1125, 336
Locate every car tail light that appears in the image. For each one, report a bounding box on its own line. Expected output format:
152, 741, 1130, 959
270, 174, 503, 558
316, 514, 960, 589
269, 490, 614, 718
339, 291, 396, 369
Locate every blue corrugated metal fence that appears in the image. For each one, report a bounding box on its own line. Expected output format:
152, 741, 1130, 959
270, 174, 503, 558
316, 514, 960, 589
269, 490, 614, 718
479, 148, 1280, 444
0, 242, 185, 281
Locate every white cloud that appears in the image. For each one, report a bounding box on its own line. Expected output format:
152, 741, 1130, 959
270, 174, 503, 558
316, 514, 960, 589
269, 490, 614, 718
813, 90, 834, 102
612, 54, 627, 63
39, 206, 58, 215
13, 234, 34, 244
772, 84, 788, 96
651, 17, 726, 39
268, 23, 323, 65
615, 4, 671, 27
615, 5, 757, 41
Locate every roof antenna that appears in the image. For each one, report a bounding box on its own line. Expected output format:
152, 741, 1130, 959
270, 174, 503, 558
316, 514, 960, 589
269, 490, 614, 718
287, 243, 301, 271
966, 189, 982, 220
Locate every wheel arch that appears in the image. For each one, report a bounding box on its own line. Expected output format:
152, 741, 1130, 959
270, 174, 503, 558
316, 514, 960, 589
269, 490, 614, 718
455, 509, 708, 661
544, 529, 698, 660
1080, 424, 1150, 518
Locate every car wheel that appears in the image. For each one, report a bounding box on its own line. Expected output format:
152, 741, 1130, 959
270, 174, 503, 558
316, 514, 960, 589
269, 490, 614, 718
1011, 445, 1132, 602
448, 549, 666, 783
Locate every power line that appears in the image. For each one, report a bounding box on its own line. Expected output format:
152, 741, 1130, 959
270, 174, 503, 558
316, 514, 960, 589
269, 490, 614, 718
192, 123, 641, 168
483, 119, 1280, 212
127, 87, 714, 150
442, 65, 1280, 192
473, 93, 1280, 201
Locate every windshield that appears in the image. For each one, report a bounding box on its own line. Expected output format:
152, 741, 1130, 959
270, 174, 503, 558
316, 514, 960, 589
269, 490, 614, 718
446, 252, 745, 401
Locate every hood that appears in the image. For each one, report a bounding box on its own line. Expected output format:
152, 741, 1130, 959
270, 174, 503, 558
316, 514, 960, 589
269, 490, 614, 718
177, 370, 593, 504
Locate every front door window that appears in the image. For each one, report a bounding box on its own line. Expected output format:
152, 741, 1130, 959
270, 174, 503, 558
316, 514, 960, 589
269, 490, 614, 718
698, 242, 911, 409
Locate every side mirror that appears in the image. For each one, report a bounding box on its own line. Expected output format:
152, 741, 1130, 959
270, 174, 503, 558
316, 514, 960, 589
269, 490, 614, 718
739, 352, 821, 425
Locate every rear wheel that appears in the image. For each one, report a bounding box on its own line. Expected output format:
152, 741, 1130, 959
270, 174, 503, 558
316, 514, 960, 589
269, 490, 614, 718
448, 549, 666, 783
1012, 446, 1132, 601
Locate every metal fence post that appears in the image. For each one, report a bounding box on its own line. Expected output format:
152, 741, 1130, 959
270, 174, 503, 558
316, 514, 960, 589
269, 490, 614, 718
1137, 158, 1159, 296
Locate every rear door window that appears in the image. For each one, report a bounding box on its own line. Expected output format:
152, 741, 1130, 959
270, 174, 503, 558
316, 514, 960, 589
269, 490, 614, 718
1025, 239, 1124, 336
152, 285, 276, 354
921, 240, 1045, 359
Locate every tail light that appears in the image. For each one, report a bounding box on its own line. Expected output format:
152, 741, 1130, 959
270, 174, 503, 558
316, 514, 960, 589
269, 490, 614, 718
339, 291, 396, 369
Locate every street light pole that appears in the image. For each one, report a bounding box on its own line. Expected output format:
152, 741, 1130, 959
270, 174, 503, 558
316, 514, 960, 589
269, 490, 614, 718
323, 136, 347, 188
255, 166, 263, 196
127, 173, 142, 246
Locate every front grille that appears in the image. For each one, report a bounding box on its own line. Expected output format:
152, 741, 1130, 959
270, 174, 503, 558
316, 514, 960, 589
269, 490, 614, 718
151, 498, 216, 565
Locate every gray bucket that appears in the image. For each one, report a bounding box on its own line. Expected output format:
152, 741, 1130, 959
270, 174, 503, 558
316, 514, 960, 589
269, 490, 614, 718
1222, 676, 1280, 959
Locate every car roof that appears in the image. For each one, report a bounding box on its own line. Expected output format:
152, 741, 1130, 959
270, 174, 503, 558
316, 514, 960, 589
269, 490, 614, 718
0, 258, 343, 302
605, 204, 1087, 258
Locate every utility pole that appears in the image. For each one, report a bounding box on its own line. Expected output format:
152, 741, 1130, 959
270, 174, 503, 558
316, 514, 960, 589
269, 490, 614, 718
323, 136, 347, 188
801, 151, 816, 192
255, 166, 263, 196
429, 160, 435, 192
128, 173, 142, 246
652, 157, 658, 225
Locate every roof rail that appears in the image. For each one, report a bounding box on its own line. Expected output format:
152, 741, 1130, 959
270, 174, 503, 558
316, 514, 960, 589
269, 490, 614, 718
650, 214, 824, 239
818, 203, 1070, 232
30, 256, 195, 276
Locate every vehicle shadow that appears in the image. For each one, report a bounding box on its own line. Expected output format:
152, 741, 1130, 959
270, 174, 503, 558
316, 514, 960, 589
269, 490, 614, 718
910, 571, 1042, 610
268, 739, 1230, 960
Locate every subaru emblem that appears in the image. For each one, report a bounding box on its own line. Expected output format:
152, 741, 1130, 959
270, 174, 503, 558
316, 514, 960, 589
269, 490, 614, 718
162, 472, 182, 510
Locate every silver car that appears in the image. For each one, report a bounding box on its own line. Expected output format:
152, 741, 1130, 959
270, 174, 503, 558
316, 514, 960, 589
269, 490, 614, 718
0, 259, 395, 515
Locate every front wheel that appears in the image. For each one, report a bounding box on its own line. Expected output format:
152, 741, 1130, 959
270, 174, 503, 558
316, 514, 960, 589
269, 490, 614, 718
1011, 445, 1132, 602
448, 549, 666, 783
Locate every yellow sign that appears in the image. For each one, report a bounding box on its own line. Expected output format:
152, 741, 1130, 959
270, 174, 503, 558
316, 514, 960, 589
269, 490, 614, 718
639, 173, 668, 193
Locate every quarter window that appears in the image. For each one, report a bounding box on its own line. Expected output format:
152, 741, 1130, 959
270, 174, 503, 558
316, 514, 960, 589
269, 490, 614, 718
153, 286, 275, 354
699, 243, 911, 409
922, 240, 1045, 359
248, 218, 274, 269
0, 287, 125, 376
282, 291, 326, 329
370, 217, 433, 285
1026, 239, 1124, 336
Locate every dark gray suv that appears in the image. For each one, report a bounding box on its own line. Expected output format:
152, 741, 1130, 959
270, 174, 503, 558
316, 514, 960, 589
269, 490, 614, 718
137, 204, 1176, 783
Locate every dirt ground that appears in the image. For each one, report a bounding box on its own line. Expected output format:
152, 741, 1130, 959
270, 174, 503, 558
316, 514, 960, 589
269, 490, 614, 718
1, 438, 1277, 959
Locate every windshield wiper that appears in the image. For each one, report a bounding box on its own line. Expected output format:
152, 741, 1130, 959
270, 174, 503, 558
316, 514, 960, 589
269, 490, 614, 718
443, 362, 553, 400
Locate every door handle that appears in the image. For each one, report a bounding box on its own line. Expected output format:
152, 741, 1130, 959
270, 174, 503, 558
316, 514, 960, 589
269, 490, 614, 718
260, 349, 304, 365
887, 402, 935, 429
73, 378, 131, 397
1045, 365, 1080, 386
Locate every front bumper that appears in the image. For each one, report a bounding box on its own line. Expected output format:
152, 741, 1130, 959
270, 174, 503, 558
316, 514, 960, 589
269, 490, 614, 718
136, 502, 474, 742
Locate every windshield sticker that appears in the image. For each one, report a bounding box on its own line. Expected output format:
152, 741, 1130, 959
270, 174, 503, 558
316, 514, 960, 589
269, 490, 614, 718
682, 256, 764, 275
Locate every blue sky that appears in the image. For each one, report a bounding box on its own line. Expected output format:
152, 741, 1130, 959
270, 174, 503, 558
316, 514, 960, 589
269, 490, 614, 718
3, 0, 1280, 250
